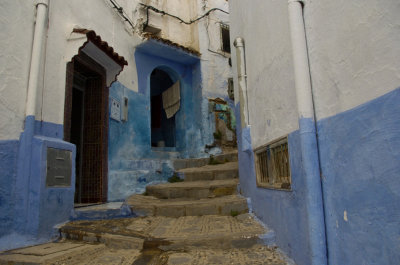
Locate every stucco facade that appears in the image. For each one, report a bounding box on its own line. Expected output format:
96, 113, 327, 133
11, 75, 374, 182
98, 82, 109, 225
230, 0, 400, 264
0, 0, 232, 250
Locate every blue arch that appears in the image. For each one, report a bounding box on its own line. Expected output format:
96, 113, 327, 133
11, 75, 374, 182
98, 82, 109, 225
152, 65, 180, 84
134, 41, 201, 156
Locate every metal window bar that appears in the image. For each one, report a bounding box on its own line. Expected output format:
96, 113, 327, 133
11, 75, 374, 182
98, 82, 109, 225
255, 137, 291, 189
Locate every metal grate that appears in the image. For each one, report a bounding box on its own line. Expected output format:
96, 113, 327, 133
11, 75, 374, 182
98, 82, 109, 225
255, 137, 291, 190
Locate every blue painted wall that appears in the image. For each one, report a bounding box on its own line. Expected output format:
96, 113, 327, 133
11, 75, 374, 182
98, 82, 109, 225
135, 48, 202, 157
317, 87, 400, 265
108, 81, 177, 200
0, 117, 75, 250
236, 88, 400, 265
235, 104, 312, 265
107, 41, 207, 201
28, 136, 75, 238
0, 140, 19, 237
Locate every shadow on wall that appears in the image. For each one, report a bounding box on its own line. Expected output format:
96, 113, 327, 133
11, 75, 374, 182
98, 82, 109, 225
234, 102, 312, 265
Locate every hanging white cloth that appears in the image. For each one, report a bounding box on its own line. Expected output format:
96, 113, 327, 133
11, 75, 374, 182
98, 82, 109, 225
162, 80, 180, 118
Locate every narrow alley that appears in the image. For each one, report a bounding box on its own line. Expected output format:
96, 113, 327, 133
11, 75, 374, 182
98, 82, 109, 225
0, 152, 290, 264
1, 0, 399, 264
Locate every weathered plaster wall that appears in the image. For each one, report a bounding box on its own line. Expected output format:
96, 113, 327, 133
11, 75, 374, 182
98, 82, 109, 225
0, 0, 138, 249
303, 1, 400, 264
236, 107, 312, 264
107, 41, 205, 200
0, 0, 232, 250
229, 0, 298, 150
229, 1, 306, 262
139, 0, 199, 51
196, 0, 233, 147
230, 0, 400, 264
41, 0, 142, 126
108, 82, 175, 201
197, 0, 231, 97
304, 0, 400, 120
317, 88, 400, 264
0, 141, 19, 236
0, 1, 34, 140
27, 136, 76, 238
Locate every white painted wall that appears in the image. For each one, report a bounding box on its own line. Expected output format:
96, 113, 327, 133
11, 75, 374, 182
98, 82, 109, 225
0, 1, 34, 140
304, 0, 400, 120
229, 0, 400, 148
197, 0, 232, 97
229, 0, 299, 149
0, 0, 232, 139
41, 0, 143, 125
139, 0, 199, 50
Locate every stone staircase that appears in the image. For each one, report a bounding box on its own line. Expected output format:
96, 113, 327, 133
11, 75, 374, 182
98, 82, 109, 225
125, 161, 248, 217
0, 152, 291, 264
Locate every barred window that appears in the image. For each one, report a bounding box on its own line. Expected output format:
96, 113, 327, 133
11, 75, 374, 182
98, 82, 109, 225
220, 24, 231, 53
254, 137, 291, 190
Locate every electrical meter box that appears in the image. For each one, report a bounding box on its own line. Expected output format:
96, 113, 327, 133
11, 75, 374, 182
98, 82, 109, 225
46, 147, 72, 187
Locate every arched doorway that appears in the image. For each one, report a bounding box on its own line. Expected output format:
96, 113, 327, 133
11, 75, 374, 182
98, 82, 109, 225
150, 68, 179, 148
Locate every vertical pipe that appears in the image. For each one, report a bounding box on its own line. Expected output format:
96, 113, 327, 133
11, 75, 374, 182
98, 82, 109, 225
25, 0, 49, 118
233, 37, 249, 128
15, 0, 49, 235
287, 0, 327, 264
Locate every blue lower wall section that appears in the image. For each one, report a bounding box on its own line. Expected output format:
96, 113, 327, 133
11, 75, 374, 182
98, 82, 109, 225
34, 120, 63, 139
235, 104, 312, 265
28, 136, 75, 238
0, 117, 75, 250
237, 87, 400, 265
0, 140, 19, 237
317, 87, 400, 265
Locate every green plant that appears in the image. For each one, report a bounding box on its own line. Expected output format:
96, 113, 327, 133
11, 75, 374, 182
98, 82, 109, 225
208, 155, 224, 165
230, 210, 239, 217
213, 130, 222, 140
168, 174, 183, 183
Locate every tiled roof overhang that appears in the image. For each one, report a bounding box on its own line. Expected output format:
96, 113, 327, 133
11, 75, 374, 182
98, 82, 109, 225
73, 28, 128, 67
142, 33, 201, 57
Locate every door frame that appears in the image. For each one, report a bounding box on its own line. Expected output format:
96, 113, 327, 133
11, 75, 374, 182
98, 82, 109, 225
64, 52, 109, 203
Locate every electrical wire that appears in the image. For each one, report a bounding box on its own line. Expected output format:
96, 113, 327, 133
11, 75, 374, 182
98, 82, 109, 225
140, 3, 229, 27
108, 1, 229, 34
109, 0, 135, 29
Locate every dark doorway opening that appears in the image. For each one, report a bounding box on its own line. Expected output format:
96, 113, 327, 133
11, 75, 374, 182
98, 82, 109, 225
150, 69, 177, 148
64, 53, 109, 204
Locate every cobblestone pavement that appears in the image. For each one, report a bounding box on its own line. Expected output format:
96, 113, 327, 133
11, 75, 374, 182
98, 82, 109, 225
0, 157, 293, 264
0, 241, 289, 265
0, 215, 291, 264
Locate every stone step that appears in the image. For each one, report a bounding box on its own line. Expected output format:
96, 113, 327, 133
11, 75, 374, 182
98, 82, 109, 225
125, 194, 248, 217
172, 151, 238, 170
145, 179, 239, 199
177, 161, 238, 181
71, 202, 133, 221
0, 215, 288, 264
0, 242, 141, 264
0, 241, 288, 265
59, 214, 269, 251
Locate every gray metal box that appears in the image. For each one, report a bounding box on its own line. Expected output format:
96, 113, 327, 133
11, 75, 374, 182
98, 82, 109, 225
46, 147, 72, 187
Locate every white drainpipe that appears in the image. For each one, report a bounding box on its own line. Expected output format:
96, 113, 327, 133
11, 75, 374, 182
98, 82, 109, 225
288, 0, 327, 264
233, 37, 250, 128
26, 0, 49, 118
